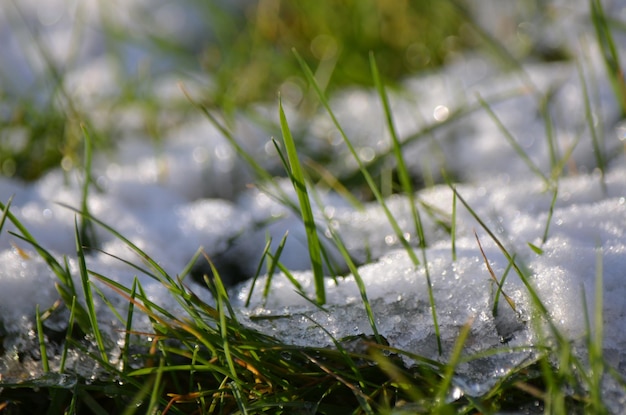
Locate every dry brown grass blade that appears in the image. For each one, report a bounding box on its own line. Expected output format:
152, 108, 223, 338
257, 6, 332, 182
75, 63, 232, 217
474, 230, 517, 312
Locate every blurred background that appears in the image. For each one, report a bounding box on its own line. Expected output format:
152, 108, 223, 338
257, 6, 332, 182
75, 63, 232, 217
0, 0, 600, 181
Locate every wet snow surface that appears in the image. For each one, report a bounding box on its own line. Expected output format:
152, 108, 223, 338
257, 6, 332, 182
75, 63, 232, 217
2, 0, 626, 405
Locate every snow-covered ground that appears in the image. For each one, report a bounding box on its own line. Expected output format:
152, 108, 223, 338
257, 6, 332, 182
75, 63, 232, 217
2, 0, 626, 405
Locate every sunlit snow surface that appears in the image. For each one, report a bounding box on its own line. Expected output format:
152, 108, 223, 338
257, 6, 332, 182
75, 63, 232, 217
2, 0, 626, 405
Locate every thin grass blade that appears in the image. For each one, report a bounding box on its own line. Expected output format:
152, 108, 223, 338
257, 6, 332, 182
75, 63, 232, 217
74, 218, 108, 363
474, 231, 516, 313
35, 304, 50, 373
370, 52, 441, 354
476, 94, 550, 186
278, 98, 326, 303
590, 0, 626, 115
434, 317, 473, 410
262, 231, 288, 301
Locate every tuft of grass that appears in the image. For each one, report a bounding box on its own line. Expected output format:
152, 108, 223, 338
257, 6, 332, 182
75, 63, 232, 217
2, 197, 603, 414
293, 48, 446, 353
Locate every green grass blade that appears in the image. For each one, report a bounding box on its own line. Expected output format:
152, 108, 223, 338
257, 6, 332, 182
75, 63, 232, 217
59, 203, 173, 285
588, 243, 606, 413
244, 237, 273, 307
273, 262, 307, 301
59, 296, 77, 373
204, 258, 239, 380
475, 231, 517, 314
590, 0, 626, 116
5, 221, 91, 331
303, 316, 374, 405
262, 231, 289, 301
278, 97, 326, 304
476, 94, 550, 186
1, 201, 70, 284
446, 180, 575, 351
147, 358, 166, 415
354, 88, 526, 185
293, 49, 420, 268
447, 183, 544, 312
541, 186, 559, 245
36, 304, 50, 373
122, 279, 138, 337
89, 270, 176, 322
492, 254, 516, 317
451, 189, 457, 262
434, 317, 472, 411
181, 84, 275, 184
74, 217, 108, 363
0, 195, 13, 234
371, 52, 441, 354
576, 58, 607, 193
230, 381, 249, 415
324, 224, 381, 343
79, 124, 97, 250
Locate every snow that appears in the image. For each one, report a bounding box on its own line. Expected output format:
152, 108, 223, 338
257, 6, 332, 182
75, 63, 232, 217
2, 0, 626, 403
